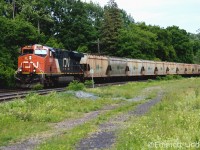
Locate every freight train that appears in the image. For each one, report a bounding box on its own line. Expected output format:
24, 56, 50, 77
15, 44, 200, 88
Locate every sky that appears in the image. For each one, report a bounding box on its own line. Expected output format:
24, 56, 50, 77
84, 0, 200, 34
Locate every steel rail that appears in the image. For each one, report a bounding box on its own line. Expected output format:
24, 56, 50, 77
0, 88, 65, 102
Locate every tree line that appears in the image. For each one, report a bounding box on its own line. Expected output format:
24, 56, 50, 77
0, 0, 200, 87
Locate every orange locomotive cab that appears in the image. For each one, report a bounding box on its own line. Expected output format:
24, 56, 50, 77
17, 45, 48, 74
16, 45, 49, 87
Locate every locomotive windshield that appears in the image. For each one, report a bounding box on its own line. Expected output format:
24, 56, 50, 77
22, 49, 33, 55
34, 49, 47, 56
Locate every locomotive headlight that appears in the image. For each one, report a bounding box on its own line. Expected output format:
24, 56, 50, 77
18, 68, 22, 74
33, 68, 36, 73
29, 56, 32, 60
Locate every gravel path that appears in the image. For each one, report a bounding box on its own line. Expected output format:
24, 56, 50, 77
76, 90, 163, 150
131, 90, 163, 116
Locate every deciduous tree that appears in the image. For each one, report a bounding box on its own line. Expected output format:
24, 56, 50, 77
100, 0, 123, 55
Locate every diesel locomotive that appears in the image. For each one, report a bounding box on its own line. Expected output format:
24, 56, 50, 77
15, 44, 84, 88
15, 44, 200, 88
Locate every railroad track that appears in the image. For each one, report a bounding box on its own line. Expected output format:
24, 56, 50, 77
95, 82, 128, 87
94, 80, 146, 87
0, 89, 26, 93
0, 82, 126, 102
0, 88, 65, 102
0, 81, 146, 102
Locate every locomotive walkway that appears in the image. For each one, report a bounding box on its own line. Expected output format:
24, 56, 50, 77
0, 87, 163, 150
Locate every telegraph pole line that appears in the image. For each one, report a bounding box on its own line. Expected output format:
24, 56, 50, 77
92, 38, 101, 54
12, 0, 15, 19
97, 38, 100, 54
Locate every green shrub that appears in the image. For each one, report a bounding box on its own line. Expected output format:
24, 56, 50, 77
32, 83, 44, 90
156, 76, 162, 80
147, 79, 154, 83
163, 75, 174, 80
0, 62, 15, 87
84, 80, 94, 87
67, 80, 85, 91
173, 75, 183, 79
156, 75, 182, 81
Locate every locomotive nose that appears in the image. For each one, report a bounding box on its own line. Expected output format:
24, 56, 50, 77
20, 55, 35, 74
21, 61, 32, 73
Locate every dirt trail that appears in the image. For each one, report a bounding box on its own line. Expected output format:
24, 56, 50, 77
76, 89, 163, 150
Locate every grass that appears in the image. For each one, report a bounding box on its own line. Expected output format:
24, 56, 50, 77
0, 79, 157, 147
0, 91, 120, 146
2, 77, 197, 149
37, 82, 162, 150
86, 81, 157, 99
37, 122, 96, 150
0, 117, 47, 145
37, 100, 143, 150
115, 78, 200, 150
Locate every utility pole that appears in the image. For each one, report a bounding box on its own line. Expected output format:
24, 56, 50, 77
12, 0, 15, 19
38, 20, 40, 34
97, 38, 100, 54
92, 38, 101, 54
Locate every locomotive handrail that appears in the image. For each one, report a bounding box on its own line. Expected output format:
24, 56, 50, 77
14, 66, 22, 81
14, 70, 21, 81
36, 64, 44, 74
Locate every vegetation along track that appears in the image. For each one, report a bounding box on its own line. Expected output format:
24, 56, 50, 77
2, 78, 199, 149
0, 81, 141, 102
0, 83, 160, 150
